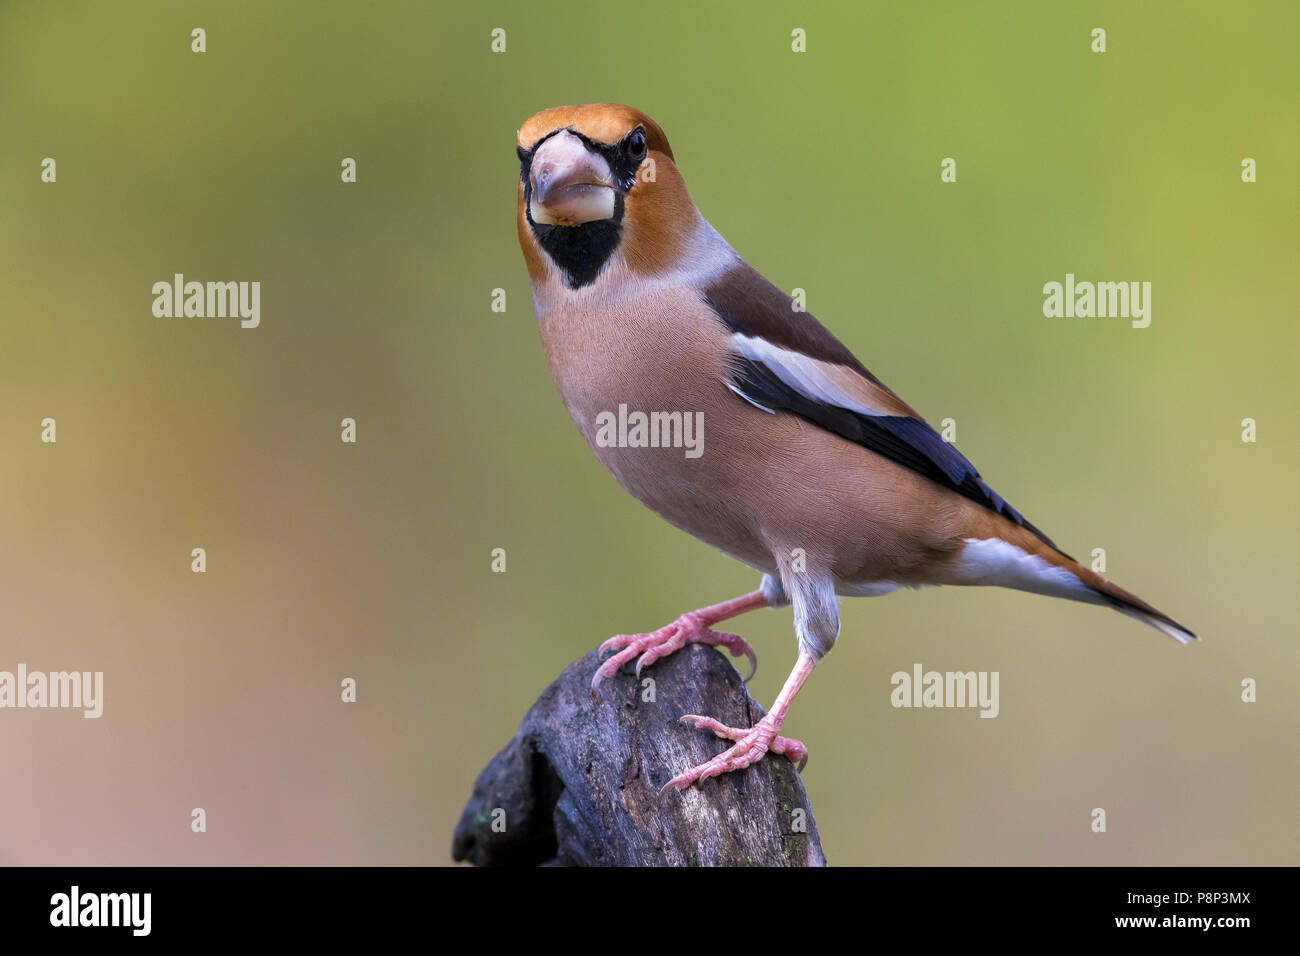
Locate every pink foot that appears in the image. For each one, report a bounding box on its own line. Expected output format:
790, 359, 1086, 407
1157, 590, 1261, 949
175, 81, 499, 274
659, 713, 808, 798
591, 611, 757, 689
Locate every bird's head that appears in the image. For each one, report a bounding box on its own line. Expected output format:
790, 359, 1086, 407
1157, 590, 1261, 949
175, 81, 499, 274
516, 104, 699, 290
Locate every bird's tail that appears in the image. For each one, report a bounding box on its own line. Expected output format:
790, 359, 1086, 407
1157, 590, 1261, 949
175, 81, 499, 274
954, 534, 1200, 644
1072, 564, 1199, 644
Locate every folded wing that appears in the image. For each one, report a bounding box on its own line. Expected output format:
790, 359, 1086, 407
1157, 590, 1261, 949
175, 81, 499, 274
703, 262, 1065, 555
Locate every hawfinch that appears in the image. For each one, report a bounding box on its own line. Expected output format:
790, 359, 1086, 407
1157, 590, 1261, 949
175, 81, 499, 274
514, 103, 1198, 796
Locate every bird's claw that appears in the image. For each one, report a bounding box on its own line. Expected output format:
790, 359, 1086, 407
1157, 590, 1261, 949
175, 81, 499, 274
590, 614, 757, 690
658, 713, 808, 798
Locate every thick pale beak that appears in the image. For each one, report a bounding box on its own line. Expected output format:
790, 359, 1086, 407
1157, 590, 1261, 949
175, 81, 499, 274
528, 130, 616, 226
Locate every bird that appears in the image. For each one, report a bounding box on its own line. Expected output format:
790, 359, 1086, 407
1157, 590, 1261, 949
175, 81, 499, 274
513, 103, 1198, 797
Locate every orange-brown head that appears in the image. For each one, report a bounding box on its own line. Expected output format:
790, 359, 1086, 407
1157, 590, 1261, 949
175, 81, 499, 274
515, 104, 699, 289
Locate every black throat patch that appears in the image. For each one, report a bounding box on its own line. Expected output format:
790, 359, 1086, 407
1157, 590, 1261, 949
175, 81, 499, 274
524, 188, 625, 289
519, 130, 642, 290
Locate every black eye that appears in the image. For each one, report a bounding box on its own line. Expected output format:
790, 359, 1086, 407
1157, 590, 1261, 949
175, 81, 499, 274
626, 128, 647, 161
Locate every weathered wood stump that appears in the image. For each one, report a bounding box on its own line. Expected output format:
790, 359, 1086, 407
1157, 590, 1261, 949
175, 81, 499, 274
452, 643, 825, 866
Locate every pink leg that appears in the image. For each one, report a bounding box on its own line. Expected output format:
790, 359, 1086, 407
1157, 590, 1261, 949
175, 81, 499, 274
661, 652, 818, 798
591, 589, 770, 690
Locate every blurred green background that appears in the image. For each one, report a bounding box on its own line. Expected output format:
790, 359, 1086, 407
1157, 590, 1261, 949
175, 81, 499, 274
1, 0, 1296, 865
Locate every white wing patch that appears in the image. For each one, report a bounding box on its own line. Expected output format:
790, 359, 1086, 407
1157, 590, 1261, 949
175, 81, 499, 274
726, 381, 774, 413
730, 333, 896, 417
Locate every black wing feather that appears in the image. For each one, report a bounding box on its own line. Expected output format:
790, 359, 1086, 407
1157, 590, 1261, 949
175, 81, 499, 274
730, 359, 1065, 554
